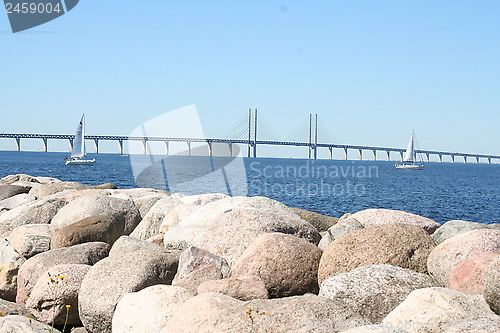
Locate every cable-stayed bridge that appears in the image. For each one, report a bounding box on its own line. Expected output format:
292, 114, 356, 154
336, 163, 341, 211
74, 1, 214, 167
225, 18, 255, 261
1, 110, 499, 164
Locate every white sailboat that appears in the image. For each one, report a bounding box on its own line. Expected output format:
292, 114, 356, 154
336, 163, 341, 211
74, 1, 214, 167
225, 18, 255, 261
65, 114, 96, 165
395, 131, 424, 170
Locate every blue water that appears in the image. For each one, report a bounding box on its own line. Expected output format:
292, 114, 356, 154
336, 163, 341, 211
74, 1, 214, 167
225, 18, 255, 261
1, 151, 499, 224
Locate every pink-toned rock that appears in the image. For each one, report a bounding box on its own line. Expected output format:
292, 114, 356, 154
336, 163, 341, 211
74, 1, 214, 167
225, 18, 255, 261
427, 229, 500, 286
448, 252, 500, 294
26, 264, 91, 326
8, 224, 54, 258
318, 224, 435, 284
173, 246, 230, 283
173, 265, 223, 295
350, 209, 440, 234
231, 232, 322, 297
197, 275, 269, 301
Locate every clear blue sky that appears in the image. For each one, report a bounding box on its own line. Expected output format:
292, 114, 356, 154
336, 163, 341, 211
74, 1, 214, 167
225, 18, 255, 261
1, 1, 499, 157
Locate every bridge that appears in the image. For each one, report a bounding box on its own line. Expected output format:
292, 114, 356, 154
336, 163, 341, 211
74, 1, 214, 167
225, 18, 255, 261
1, 110, 499, 164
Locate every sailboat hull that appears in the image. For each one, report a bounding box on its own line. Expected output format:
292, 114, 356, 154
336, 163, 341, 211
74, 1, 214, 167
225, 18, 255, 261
65, 158, 96, 165
394, 163, 424, 170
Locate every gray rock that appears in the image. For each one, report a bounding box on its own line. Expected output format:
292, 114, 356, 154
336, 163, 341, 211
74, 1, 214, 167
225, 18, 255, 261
231, 232, 322, 298
78, 236, 181, 333
173, 265, 223, 295
339, 325, 409, 333
328, 217, 364, 241
427, 229, 500, 286
0, 238, 25, 301
0, 185, 30, 201
25, 264, 91, 326
28, 181, 93, 199
0, 315, 62, 332
197, 275, 269, 301
350, 208, 440, 234
112, 285, 193, 333
130, 196, 183, 240
0, 298, 30, 317
134, 194, 166, 217
16, 242, 110, 304
319, 264, 439, 323
382, 287, 498, 333
0, 193, 37, 211
291, 207, 339, 232
484, 256, 500, 314
50, 194, 141, 235
51, 215, 125, 248
8, 224, 54, 258
432, 220, 495, 245
442, 317, 500, 333
173, 246, 230, 284
162, 292, 372, 333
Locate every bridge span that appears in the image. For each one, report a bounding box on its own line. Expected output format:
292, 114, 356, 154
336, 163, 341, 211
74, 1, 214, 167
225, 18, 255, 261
1, 133, 499, 164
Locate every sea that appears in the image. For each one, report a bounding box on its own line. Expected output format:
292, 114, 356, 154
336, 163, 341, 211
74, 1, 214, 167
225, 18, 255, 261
1, 151, 499, 224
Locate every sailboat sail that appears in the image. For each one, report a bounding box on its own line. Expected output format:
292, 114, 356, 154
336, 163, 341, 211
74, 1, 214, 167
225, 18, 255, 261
403, 133, 415, 163
71, 115, 85, 159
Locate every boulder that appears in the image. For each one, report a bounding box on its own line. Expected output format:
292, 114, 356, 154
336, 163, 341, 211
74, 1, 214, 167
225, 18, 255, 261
0, 185, 30, 201
0, 193, 36, 211
78, 236, 181, 333
339, 325, 409, 333
0, 174, 41, 185
350, 209, 440, 234
28, 181, 93, 199
173, 246, 230, 283
382, 287, 498, 333
134, 194, 167, 217
129, 196, 183, 240
173, 265, 223, 295
231, 232, 322, 297
16, 242, 110, 304
328, 217, 364, 241
442, 317, 500, 333
197, 275, 269, 301
319, 264, 439, 323
427, 229, 500, 286
318, 224, 435, 284
51, 215, 124, 248
112, 285, 193, 333
0, 197, 67, 237
291, 207, 339, 232
179, 193, 229, 206
448, 252, 499, 294
8, 224, 54, 258
0, 238, 25, 301
318, 232, 333, 251
0, 315, 62, 332
50, 194, 141, 234
25, 264, 91, 326
0, 298, 30, 316
165, 206, 321, 266
432, 220, 494, 245
162, 292, 372, 333
160, 203, 200, 233
484, 256, 500, 314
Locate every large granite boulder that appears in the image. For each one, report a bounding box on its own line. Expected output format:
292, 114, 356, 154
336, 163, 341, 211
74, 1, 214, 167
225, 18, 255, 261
197, 275, 269, 301
339, 325, 408, 333
0, 315, 62, 333
0, 185, 30, 201
231, 232, 322, 297
173, 246, 230, 283
0, 298, 30, 317
8, 224, 54, 258
25, 264, 91, 326
448, 252, 499, 294
318, 224, 435, 284
291, 207, 339, 232
78, 236, 181, 333
350, 209, 440, 234
328, 217, 364, 242
382, 287, 498, 333
16, 242, 110, 304
0, 193, 36, 211
427, 229, 500, 286
161, 292, 372, 333
51, 215, 125, 248
0, 238, 25, 301
432, 220, 495, 245
484, 256, 500, 314
319, 264, 439, 323
50, 194, 141, 234
112, 285, 193, 333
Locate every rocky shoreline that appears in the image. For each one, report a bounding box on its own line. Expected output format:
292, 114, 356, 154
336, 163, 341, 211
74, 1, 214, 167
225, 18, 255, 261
0, 173, 498, 333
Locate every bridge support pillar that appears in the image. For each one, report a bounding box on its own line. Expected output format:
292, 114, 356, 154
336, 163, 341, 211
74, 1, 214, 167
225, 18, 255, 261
42, 138, 48, 152
372, 150, 376, 161
438, 154, 442, 163
328, 147, 333, 160
386, 151, 390, 161
253, 143, 257, 158
187, 141, 192, 156
488, 157, 492, 164
344, 148, 348, 160
14, 138, 21, 151
425, 153, 430, 162
228, 143, 233, 157
93, 139, 99, 154
68, 139, 74, 152
399, 151, 404, 160
476, 156, 479, 164
165, 141, 169, 155
142, 139, 147, 154
451, 155, 455, 163
118, 139, 124, 155
313, 146, 317, 160
207, 141, 213, 157
358, 149, 363, 160
463, 156, 467, 163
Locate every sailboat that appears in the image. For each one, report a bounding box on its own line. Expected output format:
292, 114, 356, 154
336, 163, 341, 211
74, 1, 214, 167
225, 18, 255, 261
65, 114, 96, 165
395, 131, 424, 170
